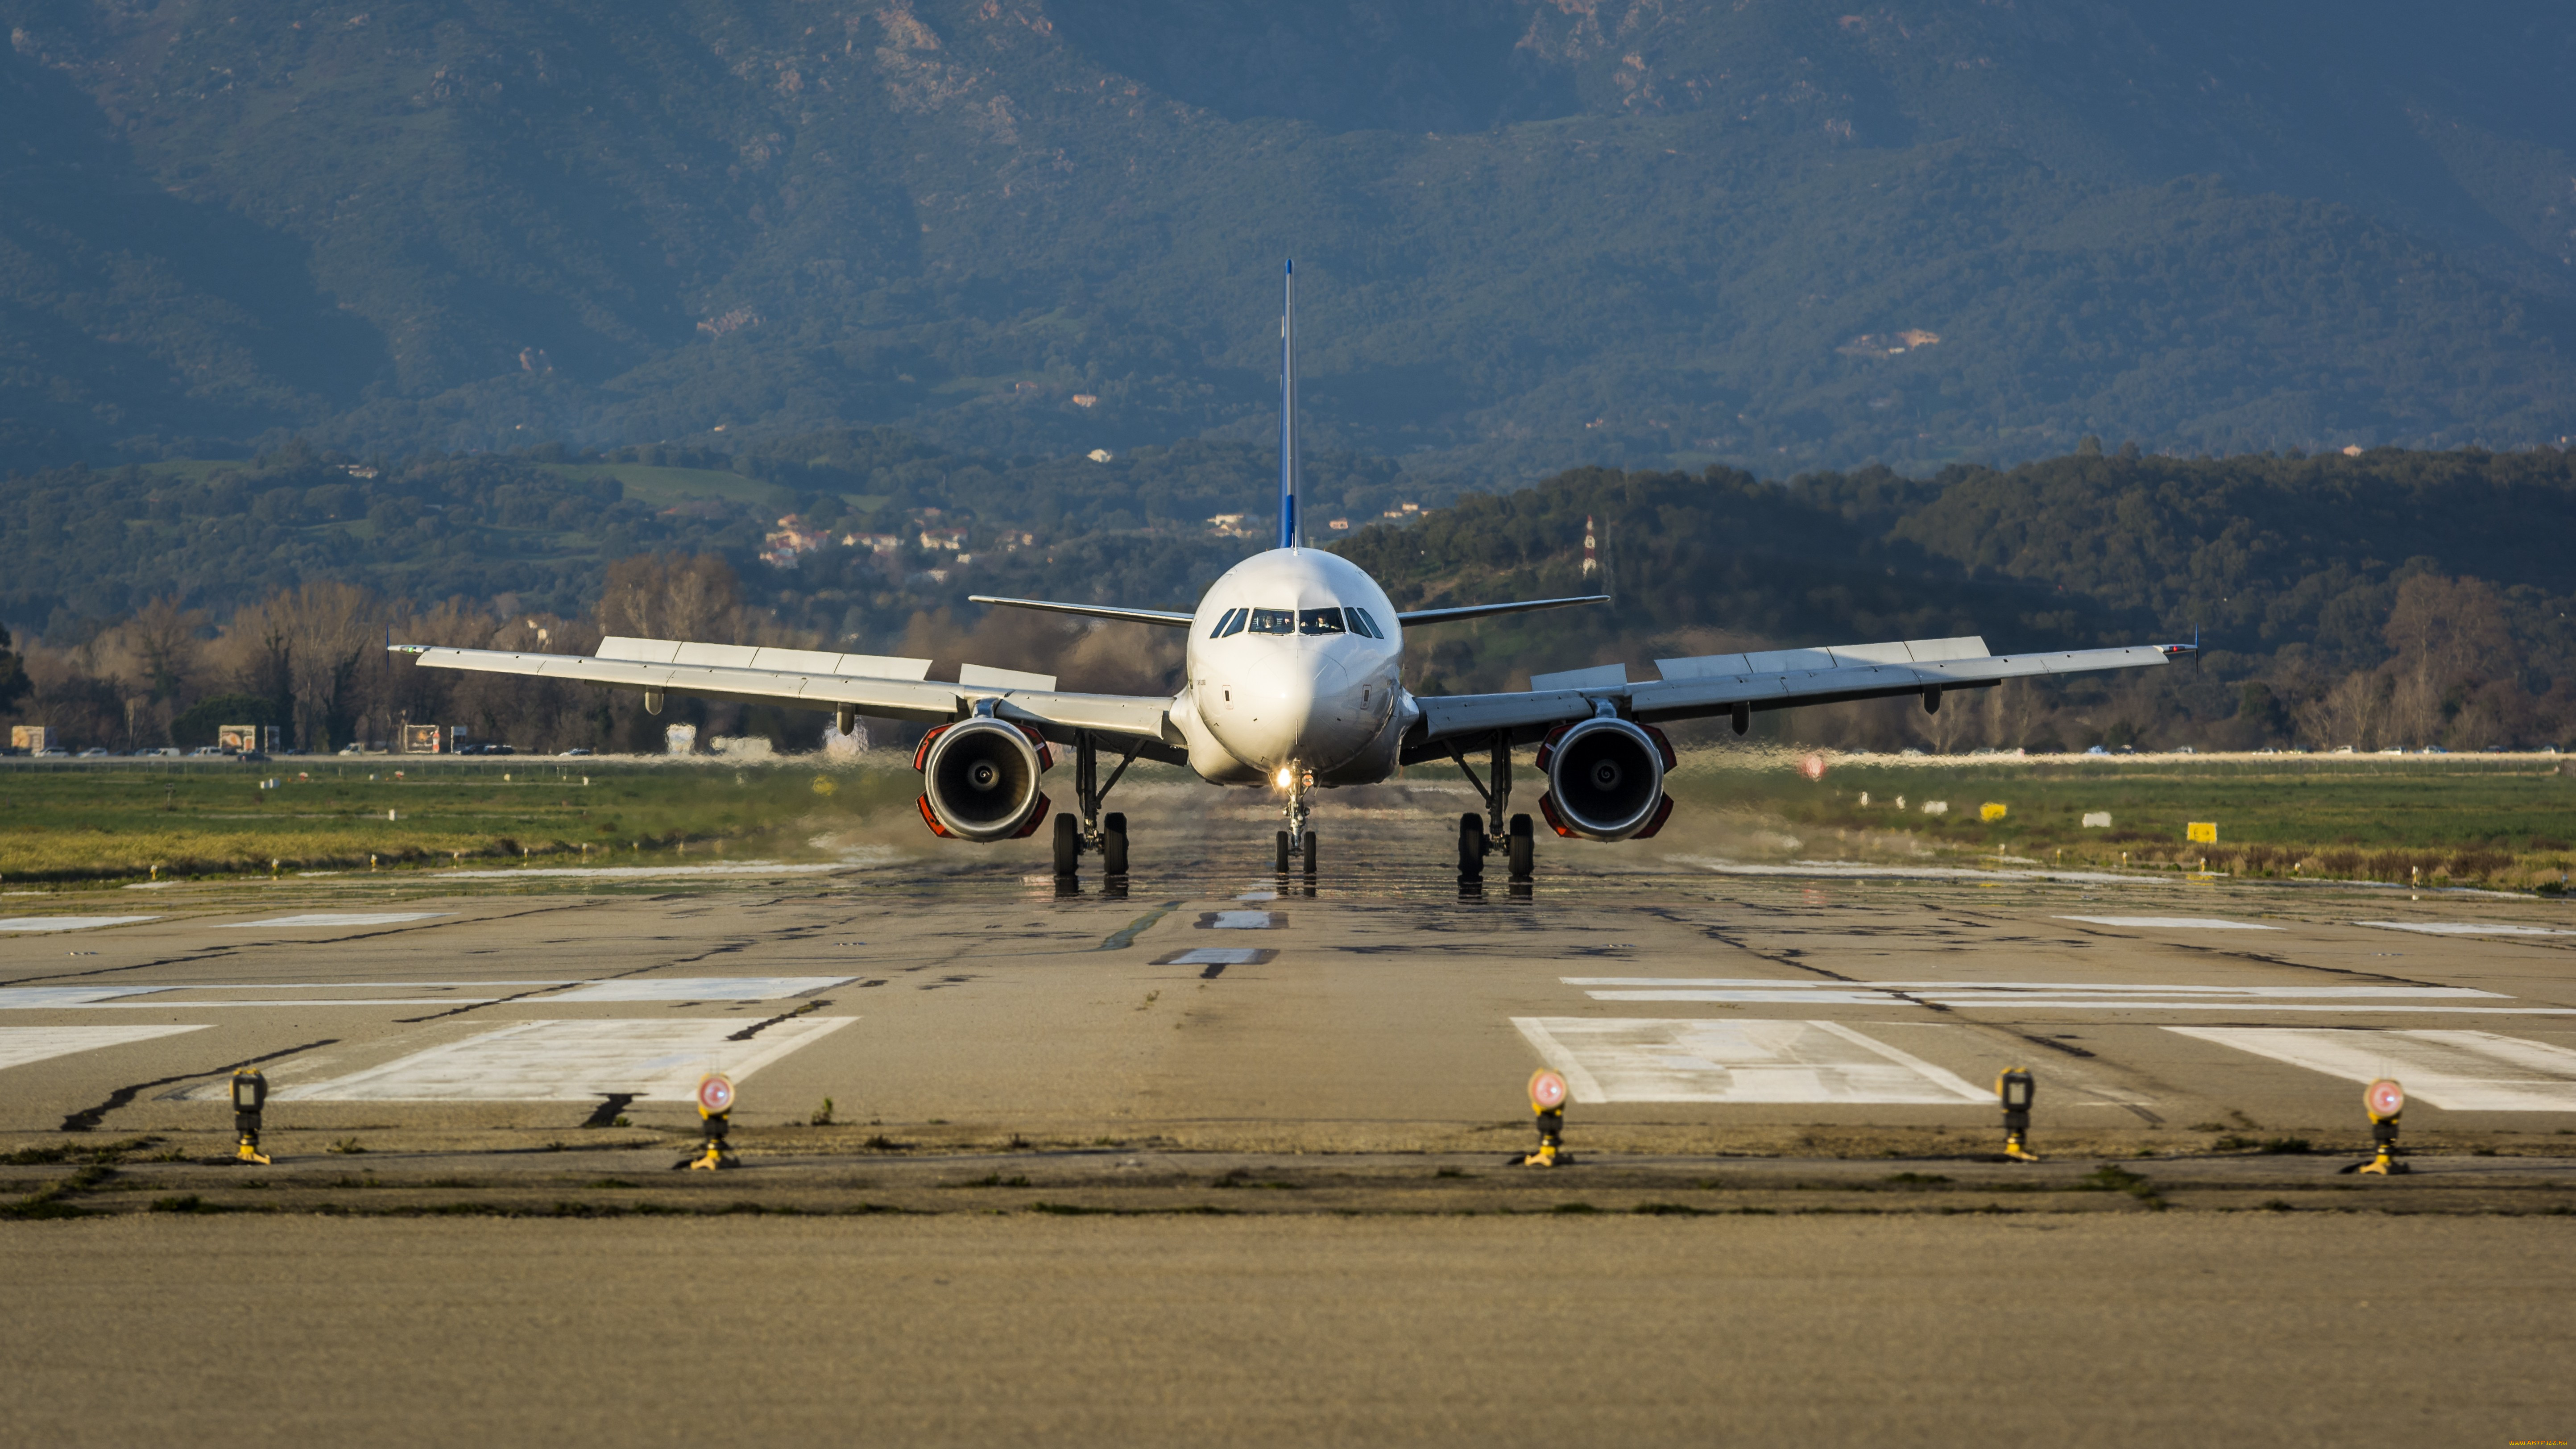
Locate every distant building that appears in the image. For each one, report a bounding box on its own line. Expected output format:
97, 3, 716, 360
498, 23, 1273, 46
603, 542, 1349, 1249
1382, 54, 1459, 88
919, 527, 967, 551
1088, 448, 1114, 462
9, 725, 52, 753
1327, 518, 1350, 531
760, 514, 831, 569
849, 533, 903, 553
1071, 394, 1099, 409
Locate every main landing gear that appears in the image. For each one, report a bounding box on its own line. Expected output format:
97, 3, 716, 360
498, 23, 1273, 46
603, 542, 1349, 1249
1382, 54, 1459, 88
1449, 732, 1536, 886
1051, 731, 1139, 887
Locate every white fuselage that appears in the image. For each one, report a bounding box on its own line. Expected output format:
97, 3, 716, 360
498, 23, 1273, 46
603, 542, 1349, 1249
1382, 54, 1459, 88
1170, 548, 1412, 788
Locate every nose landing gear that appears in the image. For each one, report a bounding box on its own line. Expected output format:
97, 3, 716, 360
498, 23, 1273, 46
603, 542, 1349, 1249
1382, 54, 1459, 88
1272, 769, 1318, 884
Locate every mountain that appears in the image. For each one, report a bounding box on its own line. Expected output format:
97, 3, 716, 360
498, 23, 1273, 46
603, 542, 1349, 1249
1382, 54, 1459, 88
3, 1, 2574, 478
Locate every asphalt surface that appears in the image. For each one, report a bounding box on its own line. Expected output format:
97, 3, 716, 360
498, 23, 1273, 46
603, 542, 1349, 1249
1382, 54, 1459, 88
6, 1214, 2571, 1448
4, 778, 2574, 1443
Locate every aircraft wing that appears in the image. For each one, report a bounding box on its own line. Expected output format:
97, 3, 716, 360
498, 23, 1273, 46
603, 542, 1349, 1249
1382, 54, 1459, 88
397, 636, 1185, 758
1400, 634, 2192, 762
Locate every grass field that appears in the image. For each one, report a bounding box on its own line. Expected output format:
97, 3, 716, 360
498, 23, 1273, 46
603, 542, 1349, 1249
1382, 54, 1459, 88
3, 752, 2570, 893
0, 757, 919, 886
1671, 750, 2576, 891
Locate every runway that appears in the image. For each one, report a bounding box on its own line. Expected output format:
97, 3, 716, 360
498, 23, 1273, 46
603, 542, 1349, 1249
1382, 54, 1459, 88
2, 778, 2573, 1157
6, 783, 2574, 1445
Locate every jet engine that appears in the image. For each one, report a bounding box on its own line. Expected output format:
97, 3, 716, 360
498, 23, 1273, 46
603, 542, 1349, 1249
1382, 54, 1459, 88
1536, 717, 1674, 841
914, 718, 1052, 840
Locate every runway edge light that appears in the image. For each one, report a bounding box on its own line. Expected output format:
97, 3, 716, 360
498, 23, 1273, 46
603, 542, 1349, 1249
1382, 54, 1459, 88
2346, 1078, 2408, 1177
1996, 1068, 2040, 1163
230, 1069, 271, 1166
683, 1072, 741, 1172
1520, 1069, 1570, 1168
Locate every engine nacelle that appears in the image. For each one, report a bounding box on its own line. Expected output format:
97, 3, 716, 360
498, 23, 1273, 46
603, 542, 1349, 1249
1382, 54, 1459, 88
1536, 717, 1675, 841
914, 718, 1052, 841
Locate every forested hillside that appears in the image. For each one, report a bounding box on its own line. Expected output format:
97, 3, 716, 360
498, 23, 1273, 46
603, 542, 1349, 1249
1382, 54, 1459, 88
4, 1, 2573, 479
4, 439, 2568, 755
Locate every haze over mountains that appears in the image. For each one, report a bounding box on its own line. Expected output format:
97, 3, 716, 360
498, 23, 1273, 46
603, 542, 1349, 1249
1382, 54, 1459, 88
4, 0, 2574, 478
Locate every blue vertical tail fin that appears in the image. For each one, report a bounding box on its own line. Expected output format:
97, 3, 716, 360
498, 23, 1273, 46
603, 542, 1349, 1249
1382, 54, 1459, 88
1278, 259, 1299, 551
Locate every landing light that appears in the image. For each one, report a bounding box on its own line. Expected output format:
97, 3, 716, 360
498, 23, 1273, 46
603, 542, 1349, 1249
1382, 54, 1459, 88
2352, 1077, 2408, 1176
1520, 1069, 1570, 1167
1274, 765, 1296, 790
685, 1072, 741, 1171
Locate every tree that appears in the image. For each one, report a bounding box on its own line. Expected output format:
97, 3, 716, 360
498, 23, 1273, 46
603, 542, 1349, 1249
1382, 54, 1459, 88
0, 625, 27, 715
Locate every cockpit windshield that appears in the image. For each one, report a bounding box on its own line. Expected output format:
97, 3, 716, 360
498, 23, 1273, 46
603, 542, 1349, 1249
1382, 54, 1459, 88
1209, 604, 1383, 640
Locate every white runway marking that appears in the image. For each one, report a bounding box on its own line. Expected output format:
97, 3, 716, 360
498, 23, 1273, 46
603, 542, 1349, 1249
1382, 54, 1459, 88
276, 1017, 854, 1101
2359, 922, 2576, 937
1200, 911, 1281, 929
0, 987, 178, 1009
1560, 978, 2556, 1013
2168, 1028, 2576, 1110
214, 913, 451, 929
1164, 948, 1267, 966
548, 976, 850, 1002
0, 916, 158, 932
2059, 916, 2279, 930
1512, 1018, 1989, 1104
0, 1024, 206, 1070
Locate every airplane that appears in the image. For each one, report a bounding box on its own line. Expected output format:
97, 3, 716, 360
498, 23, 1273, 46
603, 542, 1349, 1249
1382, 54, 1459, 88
396, 261, 2195, 882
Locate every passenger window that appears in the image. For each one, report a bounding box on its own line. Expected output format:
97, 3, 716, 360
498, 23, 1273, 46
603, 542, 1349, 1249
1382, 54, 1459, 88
1345, 606, 1383, 639
1209, 607, 1245, 638
1248, 608, 1296, 635
1298, 608, 1346, 636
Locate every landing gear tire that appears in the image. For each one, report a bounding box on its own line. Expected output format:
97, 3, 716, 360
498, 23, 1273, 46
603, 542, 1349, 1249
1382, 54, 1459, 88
1276, 830, 1293, 874
1458, 812, 1486, 878
1507, 814, 1535, 881
1102, 814, 1130, 876
1301, 830, 1318, 877
1052, 813, 1079, 878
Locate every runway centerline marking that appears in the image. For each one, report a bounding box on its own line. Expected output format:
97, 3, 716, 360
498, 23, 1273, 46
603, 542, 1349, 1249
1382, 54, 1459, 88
0, 1025, 207, 1071
1157, 948, 1270, 966
2058, 916, 2280, 930
547, 976, 851, 1002
1197, 911, 1283, 929
213, 913, 453, 928
274, 1017, 854, 1101
2168, 1028, 2576, 1110
1512, 1018, 1989, 1105
0, 917, 159, 932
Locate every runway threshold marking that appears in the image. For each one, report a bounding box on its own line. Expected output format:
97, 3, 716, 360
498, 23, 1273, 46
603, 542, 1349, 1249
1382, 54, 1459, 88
1561, 978, 2557, 1013
2359, 922, 2576, 937
547, 976, 851, 1002
0, 1025, 207, 1072
2058, 916, 2280, 930
213, 913, 452, 928
0, 917, 159, 932
2168, 1027, 2576, 1110
274, 1017, 854, 1101
1512, 1017, 1989, 1104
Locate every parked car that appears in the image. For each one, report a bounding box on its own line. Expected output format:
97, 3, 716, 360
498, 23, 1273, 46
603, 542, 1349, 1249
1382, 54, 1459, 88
77, 747, 113, 758
187, 745, 225, 757
35, 748, 70, 758
558, 747, 594, 757
2084, 745, 2109, 756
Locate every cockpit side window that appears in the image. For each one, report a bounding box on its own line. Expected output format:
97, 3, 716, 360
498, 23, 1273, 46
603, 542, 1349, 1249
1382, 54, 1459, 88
1247, 608, 1296, 635
1297, 607, 1346, 636
1344, 606, 1383, 639
1209, 607, 1247, 638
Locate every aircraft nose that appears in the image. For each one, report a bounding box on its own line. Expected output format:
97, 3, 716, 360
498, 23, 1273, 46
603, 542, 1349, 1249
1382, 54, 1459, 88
1213, 654, 1350, 769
